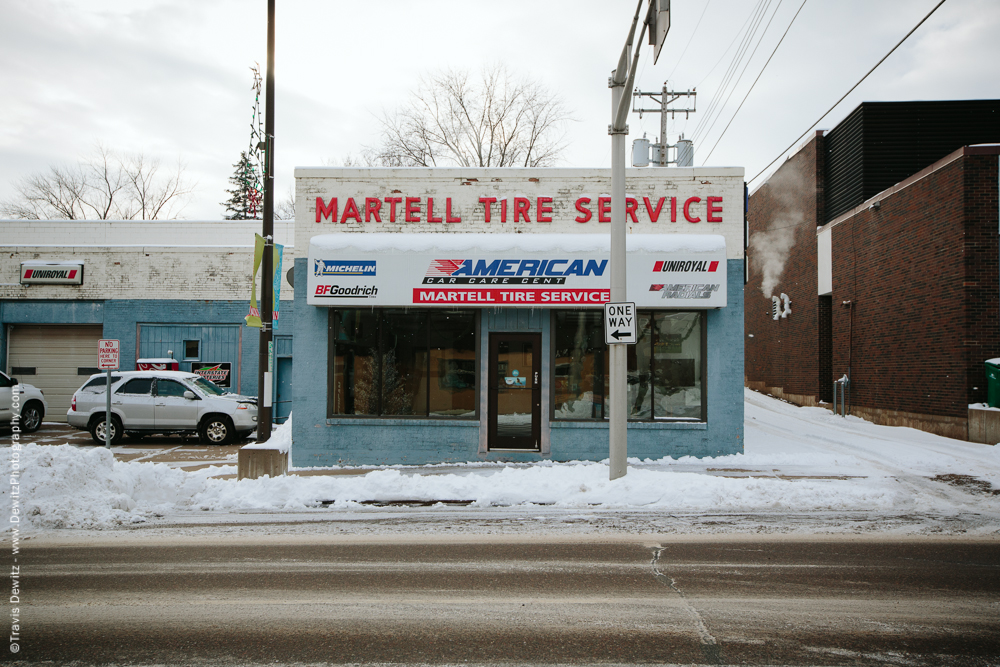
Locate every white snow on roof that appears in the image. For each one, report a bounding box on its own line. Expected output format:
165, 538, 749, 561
309, 232, 726, 255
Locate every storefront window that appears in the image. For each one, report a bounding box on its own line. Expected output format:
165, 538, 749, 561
553, 310, 705, 422
329, 309, 476, 418
429, 311, 477, 417
552, 311, 607, 419
649, 311, 703, 420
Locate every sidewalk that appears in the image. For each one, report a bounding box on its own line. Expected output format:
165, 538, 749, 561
26, 422, 863, 481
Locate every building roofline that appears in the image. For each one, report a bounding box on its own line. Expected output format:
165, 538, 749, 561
818, 145, 1000, 234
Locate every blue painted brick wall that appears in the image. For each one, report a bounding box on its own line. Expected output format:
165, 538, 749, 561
291, 258, 744, 466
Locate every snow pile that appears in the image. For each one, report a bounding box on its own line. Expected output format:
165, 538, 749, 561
242, 413, 292, 453
8, 445, 211, 529
3, 390, 1000, 532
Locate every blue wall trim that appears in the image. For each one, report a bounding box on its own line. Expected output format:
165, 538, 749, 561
1, 298, 295, 398
291, 258, 744, 466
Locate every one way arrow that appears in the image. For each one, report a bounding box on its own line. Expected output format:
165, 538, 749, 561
611, 330, 628, 340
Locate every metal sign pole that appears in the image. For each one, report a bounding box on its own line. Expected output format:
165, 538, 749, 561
105, 367, 112, 449
608, 0, 651, 481
609, 72, 628, 481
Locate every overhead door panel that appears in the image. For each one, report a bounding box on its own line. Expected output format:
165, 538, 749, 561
8, 325, 103, 423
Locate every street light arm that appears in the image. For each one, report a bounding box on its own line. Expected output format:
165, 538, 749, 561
613, 10, 650, 132
614, 0, 646, 85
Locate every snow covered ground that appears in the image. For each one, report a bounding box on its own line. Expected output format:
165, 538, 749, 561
4, 389, 1000, 537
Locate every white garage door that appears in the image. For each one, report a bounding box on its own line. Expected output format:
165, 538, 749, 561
7, 325, 103, 423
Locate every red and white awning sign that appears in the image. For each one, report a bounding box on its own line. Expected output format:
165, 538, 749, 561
308, 233, 727, 309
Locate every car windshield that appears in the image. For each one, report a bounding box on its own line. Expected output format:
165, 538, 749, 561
189, 376, 226, 396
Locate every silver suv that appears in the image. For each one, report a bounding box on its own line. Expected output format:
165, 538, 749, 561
0, 370, 47, 433
67, 371, 258, 445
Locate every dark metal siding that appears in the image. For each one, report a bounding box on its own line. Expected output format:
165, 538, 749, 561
823, 101, 1000, 222
823, 105, 865, 224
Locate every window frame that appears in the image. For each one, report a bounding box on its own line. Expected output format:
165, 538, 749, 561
183, 339, 200, 360
326, 308, 480, 420
550, 309, 707, 423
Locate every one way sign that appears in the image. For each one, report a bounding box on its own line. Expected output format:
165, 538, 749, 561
604, 302, 637, 345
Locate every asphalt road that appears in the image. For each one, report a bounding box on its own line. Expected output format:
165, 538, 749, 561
13, 537, 1000, 666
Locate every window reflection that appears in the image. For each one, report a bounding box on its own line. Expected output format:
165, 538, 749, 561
330, 309, 476, 418
553, 309, 704, 421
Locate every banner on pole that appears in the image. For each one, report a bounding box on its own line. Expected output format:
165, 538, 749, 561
246, 234, 284, 328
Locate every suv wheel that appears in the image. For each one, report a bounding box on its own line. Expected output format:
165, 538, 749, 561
90, 414, 123, 446
199, 416, 234, 445
21, 401, 43, 433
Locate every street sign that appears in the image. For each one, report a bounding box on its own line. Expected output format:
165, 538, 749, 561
98, 339, 120, 370
604, 302, 637, 345
651, 0, 671, 65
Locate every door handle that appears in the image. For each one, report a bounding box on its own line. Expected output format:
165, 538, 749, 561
112, 401, 123, 405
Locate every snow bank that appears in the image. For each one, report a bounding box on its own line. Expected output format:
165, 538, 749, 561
3, 391, 1000, 532
241, 414, 292, 453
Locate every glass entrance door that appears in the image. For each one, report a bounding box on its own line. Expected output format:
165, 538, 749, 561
488, 333, 541, 451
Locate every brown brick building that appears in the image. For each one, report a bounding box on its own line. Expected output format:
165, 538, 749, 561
745, 101, 1000, 440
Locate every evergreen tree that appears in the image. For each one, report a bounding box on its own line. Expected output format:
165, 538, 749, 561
221, 151, 262, 220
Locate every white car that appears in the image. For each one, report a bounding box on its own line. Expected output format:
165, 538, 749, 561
0, 370, 48, 433
67, 370, 258, 445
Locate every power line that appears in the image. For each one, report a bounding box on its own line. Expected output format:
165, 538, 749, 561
701, 0, 808, 164
748, 0, 949, 186
693, 0, 771, 142
697, 0, 787, 148
667, 0, 713, 82
696, 2, 763, 89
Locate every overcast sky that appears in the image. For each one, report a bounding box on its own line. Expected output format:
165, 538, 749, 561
2, 0, 998, 220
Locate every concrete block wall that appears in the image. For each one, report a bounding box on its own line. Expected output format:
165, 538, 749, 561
1, 220, 295, 302
1, 246, 294, 302
1, 219, 294, 246
294, 168, 747, 262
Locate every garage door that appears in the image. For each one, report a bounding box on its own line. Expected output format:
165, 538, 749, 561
7, 325, 103, 423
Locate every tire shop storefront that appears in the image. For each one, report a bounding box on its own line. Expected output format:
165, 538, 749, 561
0, 220, 295, 423
291, 167, 746, 467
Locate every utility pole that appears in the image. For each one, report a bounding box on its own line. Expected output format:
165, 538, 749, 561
632, 84, 696, 166
256, 0, 275, 442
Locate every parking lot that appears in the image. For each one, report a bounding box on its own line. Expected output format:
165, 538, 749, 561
10, 422, 242, 473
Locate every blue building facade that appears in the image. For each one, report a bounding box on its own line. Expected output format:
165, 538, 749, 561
289, 167, 746, 466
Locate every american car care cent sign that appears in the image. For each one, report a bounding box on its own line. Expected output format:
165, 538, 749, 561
307, 233, 727, 309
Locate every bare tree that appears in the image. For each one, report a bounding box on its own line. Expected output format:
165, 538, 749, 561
274, 187, 296, 221
1, 146, 192, 220
367, 64, 571, 168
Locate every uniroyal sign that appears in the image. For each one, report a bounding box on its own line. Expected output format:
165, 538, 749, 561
20, 261, 84, 285
308, 233, 727, 309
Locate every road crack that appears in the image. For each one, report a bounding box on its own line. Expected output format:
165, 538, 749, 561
651, 546, 722, 664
